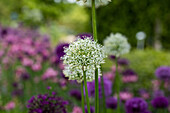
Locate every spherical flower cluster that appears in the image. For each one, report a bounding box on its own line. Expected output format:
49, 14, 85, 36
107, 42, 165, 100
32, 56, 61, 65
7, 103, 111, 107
104, 33, 131, 57
55, 43, 69, 59
76, 0, 111, 8
118, 58, 129, 66
155, 66, 170, 81
106, 97, 117, 109
69, 89, 82, 101
27, 92, 68, 113
62, 38, 106, 82
125, 97, 149, 113
151, 96, 169, 109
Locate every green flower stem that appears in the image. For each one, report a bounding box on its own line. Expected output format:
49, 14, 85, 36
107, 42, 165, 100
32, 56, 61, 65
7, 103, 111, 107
92, 0, 99, 113
115, 57, 121, 113
83, 70, 91, 113
95, 68, 99, 113
92, 0, 97, 42
101, 69, 107, 113
81, 82, 85, 113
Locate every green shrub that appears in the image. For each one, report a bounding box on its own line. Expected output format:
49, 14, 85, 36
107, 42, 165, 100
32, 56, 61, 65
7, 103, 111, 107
123, 49, 170, 90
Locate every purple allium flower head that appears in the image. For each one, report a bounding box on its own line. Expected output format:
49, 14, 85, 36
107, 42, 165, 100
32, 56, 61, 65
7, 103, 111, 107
76, 33, 93, 40
109, 55, 116, 60
1, 28, 8, 37
86, 77, 112, 98
151, 96, 169, 109
55, 43, 69, 59
27, 92, 68, 113
106, 97, 117, 109
118, 58, 129, 66
12, 82, 19, 88
125, 97, 148, 113
122, 69, 136, 76
21, 73, 30, 80
155, 66, 170, 81
85, 106, 95, 113
69, 89, 81, 101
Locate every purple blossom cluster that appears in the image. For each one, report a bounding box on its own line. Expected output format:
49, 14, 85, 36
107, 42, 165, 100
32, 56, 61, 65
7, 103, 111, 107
0, 26, 61, 83
151, 96, 169, 109
27, 92, 68, 113
155, 66, 170, 81
86, 77, 112, 98
125, 98, 150, 113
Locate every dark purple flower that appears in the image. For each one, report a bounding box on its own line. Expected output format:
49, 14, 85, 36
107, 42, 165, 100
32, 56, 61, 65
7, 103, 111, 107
12, 89, 23, 97
109, 55, 116, 60
55, 43, 69, 59
86, 77, 112, 98
106, 97, 117, 109
27, 92, 68, 113
69, 89, 81, 101
125, 97, 148, 113
155, 66, 170, 80
85, 106, 95, 113
151, 96, 169, 109
21, 73, 30, 80
1, 28, 8, 37
118, 58, 129, 66
122, 69, 136, 76
12, 82, 19, 88
76, 33, 93, 40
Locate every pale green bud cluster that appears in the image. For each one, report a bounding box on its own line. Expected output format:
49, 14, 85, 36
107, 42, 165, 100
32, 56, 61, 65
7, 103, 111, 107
62, 38, 106, 82
104, 33, 131, 57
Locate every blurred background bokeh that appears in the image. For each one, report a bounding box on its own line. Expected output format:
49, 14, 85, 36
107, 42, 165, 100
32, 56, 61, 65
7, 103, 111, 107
0, 0, 170, 113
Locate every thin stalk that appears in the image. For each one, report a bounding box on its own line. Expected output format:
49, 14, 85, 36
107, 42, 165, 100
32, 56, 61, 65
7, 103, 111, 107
115, 57, 120, 113
81, 82, 85, 113
83, 70, 91, 113
95, 68, 99, 113
92, 0, 97, 42
101, 73, 107, 113
92, 0, 99, 113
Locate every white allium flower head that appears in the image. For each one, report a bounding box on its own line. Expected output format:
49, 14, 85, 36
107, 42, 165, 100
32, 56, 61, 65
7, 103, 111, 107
104, 33, 131, 57
77, 0, 111, 8
62, 38, 106, 83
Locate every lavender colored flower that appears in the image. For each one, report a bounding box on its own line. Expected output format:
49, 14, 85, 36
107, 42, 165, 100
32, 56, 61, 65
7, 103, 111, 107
153, 90, 164, 98
155, 66, 170, 80
85, 106, 95, 113
69, 89, 81, 101
76, 33, 93, 40
125, 97, 148, 113
27, 92, 68, 113
151, 96, 169, 109
106, 97, 117, 109
118, 58, 129, 66
86, 77, 112, 98
55, 43, 69, 59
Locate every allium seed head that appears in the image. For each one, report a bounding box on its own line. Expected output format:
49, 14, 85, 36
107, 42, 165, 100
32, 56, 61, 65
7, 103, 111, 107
62, 38, 106, 82
104, 33, 131, 57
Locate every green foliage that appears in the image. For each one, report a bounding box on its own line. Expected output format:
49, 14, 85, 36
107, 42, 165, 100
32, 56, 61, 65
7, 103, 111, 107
123, 49, 170, 90
94, 0, 170, 49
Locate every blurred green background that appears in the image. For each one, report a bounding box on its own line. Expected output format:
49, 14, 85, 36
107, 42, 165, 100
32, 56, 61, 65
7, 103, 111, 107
0, 0, 170, 49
